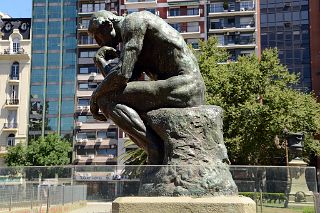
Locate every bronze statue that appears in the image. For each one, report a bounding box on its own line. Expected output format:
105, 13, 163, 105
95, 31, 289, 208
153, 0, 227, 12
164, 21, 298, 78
89, 10, 205, 164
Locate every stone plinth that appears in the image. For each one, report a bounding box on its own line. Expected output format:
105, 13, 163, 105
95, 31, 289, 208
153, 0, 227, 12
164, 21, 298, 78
139, 106, 237, 196
112, 196, 256, 213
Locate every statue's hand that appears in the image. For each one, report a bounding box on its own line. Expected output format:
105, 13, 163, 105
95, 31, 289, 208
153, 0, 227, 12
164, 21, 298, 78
94, 46, 118, 77
90, 90, 108, 121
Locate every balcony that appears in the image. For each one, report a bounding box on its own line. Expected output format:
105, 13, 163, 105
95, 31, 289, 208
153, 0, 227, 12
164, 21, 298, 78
75, 138, 117, 148
166, 11, 202, 23
8, 75, 20, 84
75, 154, 117, 165
76, 120, 116, 130
173, 25, 201, 39
3, 123, 18, 131
0, 48, 29, 60
124, 0, 157, 9
5, 99, 19, 107
217, 38, 256, 49
208, 8, 255, 18
209, 23, 255, 34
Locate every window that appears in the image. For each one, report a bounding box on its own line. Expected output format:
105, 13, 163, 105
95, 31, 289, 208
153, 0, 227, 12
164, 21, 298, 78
209, 3, 223, 13
169, 8, 180, 16
240, 1, 255, 11
187, 7, 199, 16
12, 38, 20, 53
170, 23, 181, 32
79, 83, 88, 90
78, 98, 90, 106
80, 50, 96, 58
186, 39, 199, 49
11, 62, 19, 80
187, 22, 199, 32
7, 134, 15, 146
107, 129, 117, 139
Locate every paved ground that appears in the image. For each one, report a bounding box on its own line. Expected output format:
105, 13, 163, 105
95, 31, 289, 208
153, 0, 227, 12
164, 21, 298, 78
69, 202, 112, 213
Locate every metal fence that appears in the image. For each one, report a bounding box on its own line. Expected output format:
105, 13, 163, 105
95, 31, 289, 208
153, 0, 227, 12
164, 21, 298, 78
0, 184, 87, 212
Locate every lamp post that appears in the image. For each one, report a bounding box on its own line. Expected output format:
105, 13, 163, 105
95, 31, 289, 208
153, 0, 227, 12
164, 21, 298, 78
285, 132, 313, 205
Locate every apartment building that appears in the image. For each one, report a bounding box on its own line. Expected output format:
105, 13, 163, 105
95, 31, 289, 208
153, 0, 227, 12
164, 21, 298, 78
120, 0, 206, 49
260, 0, 312, 92
206, 0, 260, 60
75, 0, 122, 165
0, 14, 31, 165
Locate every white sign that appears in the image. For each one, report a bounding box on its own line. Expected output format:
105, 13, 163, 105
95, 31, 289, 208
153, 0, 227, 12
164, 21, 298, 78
75, 172, 114, 181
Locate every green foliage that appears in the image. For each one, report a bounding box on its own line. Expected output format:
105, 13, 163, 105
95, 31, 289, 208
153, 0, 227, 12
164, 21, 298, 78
198, 37, 320, 165
239, 192, 287, 204
120, 140, 147, 165
5, 134, 72, 166
5, 143, 29, 166
303, 206, 315, 213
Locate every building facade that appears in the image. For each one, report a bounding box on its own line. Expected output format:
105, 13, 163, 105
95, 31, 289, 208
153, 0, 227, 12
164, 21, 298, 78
0, 15, 31, 165
260, 0, 312, 92
120, 0, 206, 49
29, 0, 78, 139
206, 0, 260, 60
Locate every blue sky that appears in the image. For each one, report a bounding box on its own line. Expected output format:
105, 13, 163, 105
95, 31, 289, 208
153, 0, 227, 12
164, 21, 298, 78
0, 0, 32, 18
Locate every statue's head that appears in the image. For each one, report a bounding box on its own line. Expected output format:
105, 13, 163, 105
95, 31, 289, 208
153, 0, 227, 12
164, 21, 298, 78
88, 10, 121, 47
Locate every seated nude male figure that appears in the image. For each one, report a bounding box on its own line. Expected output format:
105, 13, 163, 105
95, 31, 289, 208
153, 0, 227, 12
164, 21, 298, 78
88, 10, 205, 164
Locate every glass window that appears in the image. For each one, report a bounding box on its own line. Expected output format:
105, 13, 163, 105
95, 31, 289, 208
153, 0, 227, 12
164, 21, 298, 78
209, 3, 223, 13
97, 131, 107, 139
47, 101, 59, 114
60, 117, 74, 131
63, 68, 76, 82
80, 67, 89, 74
48, 21, 61, 34
79, 83, 88, 90
7, 134, 15, 146
48, 53, 60, 67
187, 22, 199, 32
78, 98, 90, 106
64, 20, 76, 34
62, 83, 75, 97
31, 85, 44, 99
12, 38, 20, 53
169, 8, 180, 16
11, 62, 19, 80
32, 21, 45, 35
187, 7, 199, 16
268, 13, 275, 22
32, 38, 45, 51
48, 37, 60, 50
46, 84, 59, 98
31, 69, 44, 83
47, 69, 60, 82
48, 6, 61, 18
33, 6, 46, 19
61, 100, 74, 114
45, 118, 58, 131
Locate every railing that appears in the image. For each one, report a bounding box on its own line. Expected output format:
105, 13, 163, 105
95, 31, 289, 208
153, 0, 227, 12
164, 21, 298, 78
6, 99, 19, 105
9, 75, 19, 80
3, 123, 18, 129
2, 48, 25, 55
126, 0, 156, 3
0, 165, 317, 212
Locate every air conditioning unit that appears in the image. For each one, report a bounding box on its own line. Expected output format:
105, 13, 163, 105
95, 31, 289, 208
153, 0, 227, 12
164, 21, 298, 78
88, 154, 95, 159
96, 138, 103, 142
84, 105, 90, 110
90, 72, 97, 77
76, 122, 82, 127
76, 138, 83, 143
77, 106, 83, 110
83, 138, 89, 142
240, 8, 245, 11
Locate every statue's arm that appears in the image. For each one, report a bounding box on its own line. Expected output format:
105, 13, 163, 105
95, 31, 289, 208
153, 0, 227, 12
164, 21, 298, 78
119, 23, 146, 79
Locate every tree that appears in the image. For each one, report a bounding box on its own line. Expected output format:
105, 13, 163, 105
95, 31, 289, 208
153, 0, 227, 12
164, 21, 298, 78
198, 37, 320, 165
5, 134, 72, 166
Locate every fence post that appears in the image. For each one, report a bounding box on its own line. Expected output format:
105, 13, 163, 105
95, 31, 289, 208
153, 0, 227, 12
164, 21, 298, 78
46, 187, 50, 213
31, 187, 34, 212
9, 187, 13, 212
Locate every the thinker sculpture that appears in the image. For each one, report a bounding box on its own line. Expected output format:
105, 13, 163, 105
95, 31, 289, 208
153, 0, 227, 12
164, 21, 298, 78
89, 10, 238, 196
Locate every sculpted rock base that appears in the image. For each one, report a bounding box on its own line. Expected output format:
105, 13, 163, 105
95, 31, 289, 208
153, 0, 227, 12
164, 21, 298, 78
139, 105, 238, 196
